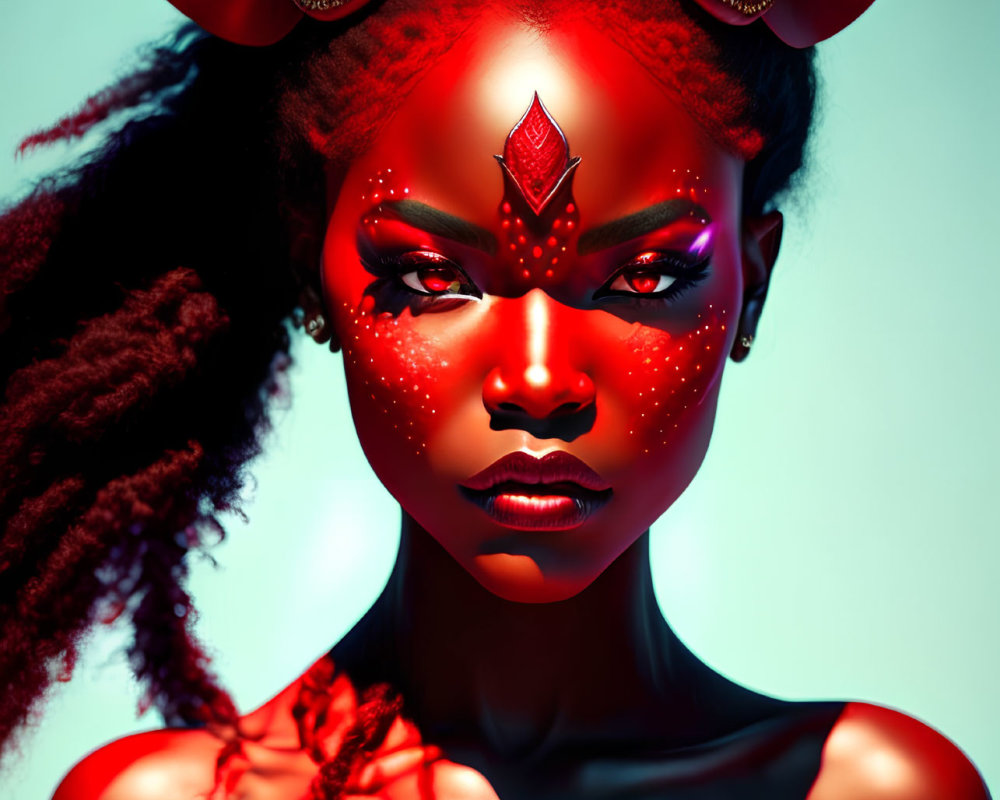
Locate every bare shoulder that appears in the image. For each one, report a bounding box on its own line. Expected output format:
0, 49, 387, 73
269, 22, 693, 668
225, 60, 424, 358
808, 702, 990, 800
51, 657, 344, 800
52, 727, 224, 800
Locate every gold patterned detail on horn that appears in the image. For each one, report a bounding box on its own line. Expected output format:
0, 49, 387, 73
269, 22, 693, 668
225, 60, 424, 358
722, 0, 776, 16
292, 0, 348, 11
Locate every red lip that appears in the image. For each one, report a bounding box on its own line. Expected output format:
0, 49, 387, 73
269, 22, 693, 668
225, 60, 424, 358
459, 451, 612, 531
461, 451, 611, 493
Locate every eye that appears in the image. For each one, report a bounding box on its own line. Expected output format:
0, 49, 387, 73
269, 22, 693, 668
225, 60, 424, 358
593, 251, 707, 302
397, 251, 482, 299
609, 252, 677, 295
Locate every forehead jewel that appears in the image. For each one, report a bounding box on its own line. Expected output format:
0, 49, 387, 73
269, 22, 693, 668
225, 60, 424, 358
495, 93, 581, 218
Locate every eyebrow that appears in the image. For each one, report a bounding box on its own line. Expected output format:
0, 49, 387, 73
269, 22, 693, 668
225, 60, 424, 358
382, 199, 498, 256
576, 199, 711, 256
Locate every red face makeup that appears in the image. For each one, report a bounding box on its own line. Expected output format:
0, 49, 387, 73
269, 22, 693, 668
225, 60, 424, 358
322, 17, 746, 602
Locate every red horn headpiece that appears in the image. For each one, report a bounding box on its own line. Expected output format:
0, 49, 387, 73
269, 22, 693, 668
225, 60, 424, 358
165, 0, 373, 46
690, 0, 876, 48
165, 0, 876, 47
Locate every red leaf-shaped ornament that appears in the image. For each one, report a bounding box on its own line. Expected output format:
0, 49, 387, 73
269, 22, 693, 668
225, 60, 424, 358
499, 93, 579, 216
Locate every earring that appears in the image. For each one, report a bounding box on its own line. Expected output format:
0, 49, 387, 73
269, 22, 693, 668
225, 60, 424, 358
740, 334, 754, 350
305, 312, 341, 352
305, 313, 326, 341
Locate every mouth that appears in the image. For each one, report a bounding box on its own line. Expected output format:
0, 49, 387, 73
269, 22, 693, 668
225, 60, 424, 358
459, 451, 612, 531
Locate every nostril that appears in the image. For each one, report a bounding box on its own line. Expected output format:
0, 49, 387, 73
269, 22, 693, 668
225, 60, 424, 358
486, 395, 597, 442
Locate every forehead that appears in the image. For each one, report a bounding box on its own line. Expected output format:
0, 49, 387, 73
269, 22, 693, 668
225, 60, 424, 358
341, 15, 743, 227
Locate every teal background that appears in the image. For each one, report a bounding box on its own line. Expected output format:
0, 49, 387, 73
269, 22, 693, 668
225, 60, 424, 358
1, 0, 997, 796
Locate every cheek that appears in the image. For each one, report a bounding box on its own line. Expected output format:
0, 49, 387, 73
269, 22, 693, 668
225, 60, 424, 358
337, 300, 447, 458
614, 308, 731, 454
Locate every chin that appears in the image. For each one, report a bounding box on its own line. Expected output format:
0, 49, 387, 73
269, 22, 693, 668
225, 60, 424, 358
470, 551, 606, 603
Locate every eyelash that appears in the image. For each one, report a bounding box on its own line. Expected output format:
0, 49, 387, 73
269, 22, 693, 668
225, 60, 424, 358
362, 249, 709, 307
398, 252, 481, 299
359, 251, 481, 315
592, 251, 710, 304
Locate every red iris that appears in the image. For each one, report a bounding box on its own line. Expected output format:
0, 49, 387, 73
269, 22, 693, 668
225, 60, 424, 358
418, 266, 460, 293
624, 268, 661, 294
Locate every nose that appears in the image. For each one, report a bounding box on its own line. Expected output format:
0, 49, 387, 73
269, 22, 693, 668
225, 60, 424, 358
482, 290, 596, 440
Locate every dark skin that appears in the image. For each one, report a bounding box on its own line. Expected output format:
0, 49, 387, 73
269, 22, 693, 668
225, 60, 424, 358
52, 517, 990, 799
329, 516, 840, 800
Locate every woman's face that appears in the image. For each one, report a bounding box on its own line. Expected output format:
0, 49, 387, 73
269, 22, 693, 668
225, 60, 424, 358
321, 17, 747, 602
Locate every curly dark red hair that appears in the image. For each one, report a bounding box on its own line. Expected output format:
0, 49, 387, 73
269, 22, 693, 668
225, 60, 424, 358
0, 0, 816, 789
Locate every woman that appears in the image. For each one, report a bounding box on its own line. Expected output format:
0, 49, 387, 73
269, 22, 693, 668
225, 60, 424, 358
0, 0, 995, 797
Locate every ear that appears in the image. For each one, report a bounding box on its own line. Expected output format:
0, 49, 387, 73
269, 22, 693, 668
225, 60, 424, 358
730, 210, 783, 362
290, 167, 344, 353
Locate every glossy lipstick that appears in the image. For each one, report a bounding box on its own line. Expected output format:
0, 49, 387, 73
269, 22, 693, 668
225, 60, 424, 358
460, 451, 612, 530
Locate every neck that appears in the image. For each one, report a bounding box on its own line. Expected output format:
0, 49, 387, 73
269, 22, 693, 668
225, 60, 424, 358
333, 513, 771, 760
